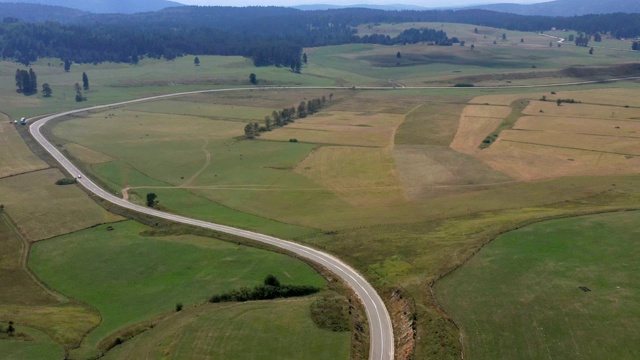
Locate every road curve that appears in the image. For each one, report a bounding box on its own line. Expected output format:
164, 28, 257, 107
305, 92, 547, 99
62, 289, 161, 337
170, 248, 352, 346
28, 77, 640, 359
29, 87, 394, 360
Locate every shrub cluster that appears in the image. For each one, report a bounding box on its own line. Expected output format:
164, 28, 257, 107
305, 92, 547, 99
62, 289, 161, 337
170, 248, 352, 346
55, 177, 76, 185
556, 98, 579, 104
209, 275, 320, 303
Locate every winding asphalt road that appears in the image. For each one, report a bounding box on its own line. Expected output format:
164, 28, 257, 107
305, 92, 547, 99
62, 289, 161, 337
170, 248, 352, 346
28, 78, 640, 360
29, 87, 394, 360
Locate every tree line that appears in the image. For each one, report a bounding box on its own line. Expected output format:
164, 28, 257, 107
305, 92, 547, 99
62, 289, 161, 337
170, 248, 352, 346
2, 6, 640, 67
244, 94, 330, 139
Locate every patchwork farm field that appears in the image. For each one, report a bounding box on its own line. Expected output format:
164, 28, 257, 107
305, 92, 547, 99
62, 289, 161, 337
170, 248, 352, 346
3, 17, 640, 360
454, 88, 640, 180
45, 81, 640, 359
436, 211, 640, 359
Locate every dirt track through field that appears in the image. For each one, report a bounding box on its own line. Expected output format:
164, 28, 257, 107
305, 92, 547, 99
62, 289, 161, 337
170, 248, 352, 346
180, 137, 212, 187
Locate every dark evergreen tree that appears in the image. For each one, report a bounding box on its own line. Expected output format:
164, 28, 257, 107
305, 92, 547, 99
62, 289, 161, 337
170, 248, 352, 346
82, 72, 89, 91
42, 83, 52, 97
146, 193, 157, 207
64, 59, 72, 72
297, 101, 306, 118
194, 56, 200, 66
244, 123, 255, 138
15, 68, 37, 95
249, 73, 257, 84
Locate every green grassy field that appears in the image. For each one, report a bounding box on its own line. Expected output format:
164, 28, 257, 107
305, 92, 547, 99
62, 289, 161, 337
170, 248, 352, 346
103, 297, 351, 360
436, 211, 640, 359
0, 55, 334, 120
30, 220, 328, 358
0, 325, 65, 360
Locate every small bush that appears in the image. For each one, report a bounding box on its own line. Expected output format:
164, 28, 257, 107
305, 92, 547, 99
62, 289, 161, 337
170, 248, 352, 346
289, 138, 298, 142
176, 302, 183, 312
454, 83, 474, 87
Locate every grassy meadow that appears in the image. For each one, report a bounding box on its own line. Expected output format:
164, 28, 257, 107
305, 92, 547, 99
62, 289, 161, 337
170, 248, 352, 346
103, 297, 351, 360
436, 211, 640, 359
30, 220, 329, 358
2, 19, 640, 360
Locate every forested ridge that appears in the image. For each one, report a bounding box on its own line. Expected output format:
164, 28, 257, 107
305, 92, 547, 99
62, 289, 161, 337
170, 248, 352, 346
2, 5, 640, 67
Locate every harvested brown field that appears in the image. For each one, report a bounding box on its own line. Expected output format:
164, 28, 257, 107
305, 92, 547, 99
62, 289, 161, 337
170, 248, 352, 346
0, 115, 49, 178
454, 89, 640, 181
450, 105, 512, 153
513, 116, 640, 136
0, 169, 123, 241
260, 111, 404, 147
524, 101, 640, 119
0, 215, 55, 306
479, 140, 640, 180
500, 130, 640, 155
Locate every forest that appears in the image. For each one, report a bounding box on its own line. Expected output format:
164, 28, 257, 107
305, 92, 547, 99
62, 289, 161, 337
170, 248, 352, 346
2, 5, 640, 67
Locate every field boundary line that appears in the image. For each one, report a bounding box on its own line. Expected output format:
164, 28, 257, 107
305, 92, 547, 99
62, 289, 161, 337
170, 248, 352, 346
502, 139, 640, 156
0, 166, 53, 180
0, 212, 69, 303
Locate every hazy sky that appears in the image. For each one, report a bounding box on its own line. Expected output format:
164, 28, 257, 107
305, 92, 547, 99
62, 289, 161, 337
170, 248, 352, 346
176, 0, 546, 8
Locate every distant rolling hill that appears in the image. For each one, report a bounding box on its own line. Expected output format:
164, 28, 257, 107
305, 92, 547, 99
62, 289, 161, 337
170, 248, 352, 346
294, 4, 431, 11
0, 2, 85, 22
469, 0, 640, 16
0, 0, 182, 14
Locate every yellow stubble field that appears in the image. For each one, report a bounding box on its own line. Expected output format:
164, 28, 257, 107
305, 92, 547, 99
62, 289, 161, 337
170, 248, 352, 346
259, 111, 404, 147
453, 89, 640, 181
